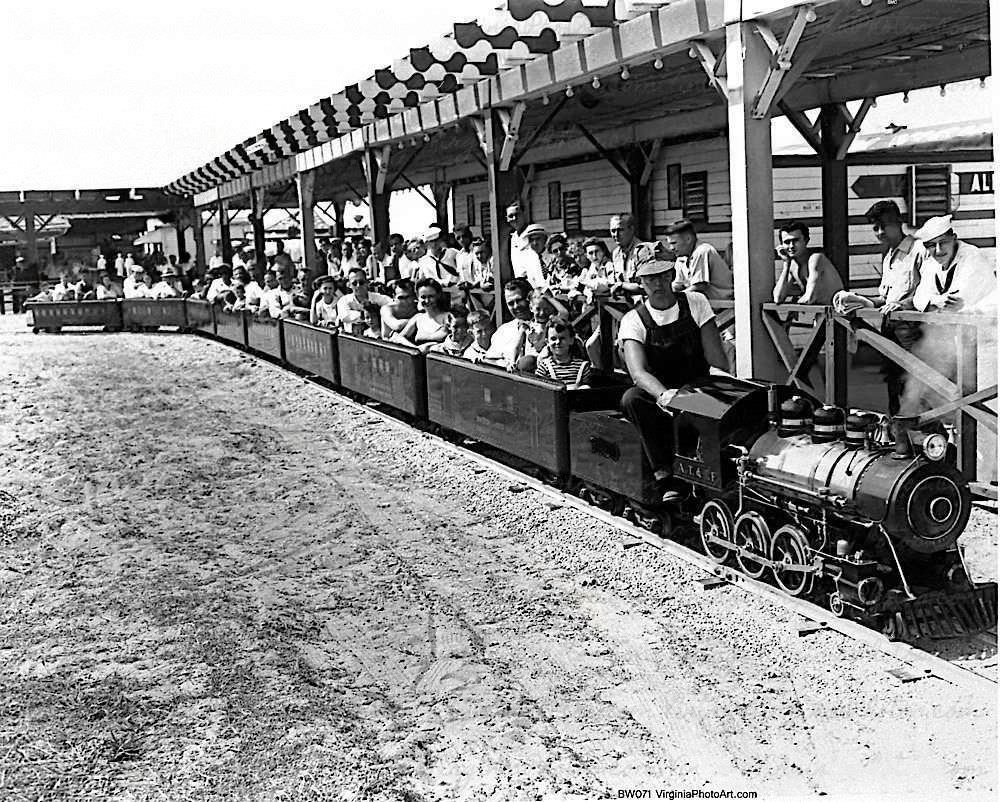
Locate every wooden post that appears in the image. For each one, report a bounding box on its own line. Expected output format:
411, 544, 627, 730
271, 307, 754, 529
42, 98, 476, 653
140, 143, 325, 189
432, 181, 451, 234
296, 171, 317, 275
23, 207, 38, 270
217, 198, 233, 265
726, 20, 784, 381
819, 105, 849, 407
364, 150, 391, 245
624, 147, 653, 241
483, 108, 523, 326
332, 199, 346, 240
250, 185, 267, 267
192, 207, 207, 274
956, 324, 978, 481
175, 209, 188, 260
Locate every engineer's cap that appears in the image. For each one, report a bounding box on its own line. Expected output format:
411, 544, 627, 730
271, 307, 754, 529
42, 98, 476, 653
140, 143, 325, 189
914, 215, 954, 243
635, 258, 676, 278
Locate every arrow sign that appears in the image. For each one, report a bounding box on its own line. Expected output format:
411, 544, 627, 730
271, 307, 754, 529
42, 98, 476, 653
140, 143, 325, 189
851, 174, 907, 198
958, 171, 994, 194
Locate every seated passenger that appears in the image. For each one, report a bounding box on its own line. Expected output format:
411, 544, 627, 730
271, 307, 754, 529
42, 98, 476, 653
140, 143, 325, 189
130, 270, 156, 299
463, 310, 494, 361
618, 258, 729, 503
482, 278, 537, 370
261, 271, 302, 319
361, 302, 383, 339
773, 220, 844, 305
151, 267, 182, 299
28, 281, 54, 302
74, 272, 96, 300
380, 279, 417, 338
311, 275, 340, 327
51, 273, 77, 301
535, 318, 593, 389
234, 267, 264, 310
206, 265, 233, 305
337, 268, 391, 333
397, 278, 449, 351
223, 282, 248, 312
95, 273, 123, 300
429, 305, 474, 356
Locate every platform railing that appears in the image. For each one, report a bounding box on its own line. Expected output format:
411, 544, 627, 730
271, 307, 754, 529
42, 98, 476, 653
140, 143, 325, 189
762, 302, 998, 496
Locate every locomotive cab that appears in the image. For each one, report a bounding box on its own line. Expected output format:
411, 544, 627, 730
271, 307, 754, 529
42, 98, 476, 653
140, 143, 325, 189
664, 376, 770, 490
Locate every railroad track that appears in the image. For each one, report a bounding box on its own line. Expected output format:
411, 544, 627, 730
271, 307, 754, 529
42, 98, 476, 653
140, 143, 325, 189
242, 344, 999, 698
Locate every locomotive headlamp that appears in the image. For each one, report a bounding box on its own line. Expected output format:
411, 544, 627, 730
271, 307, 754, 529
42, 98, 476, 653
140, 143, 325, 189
922, 433, 948, 462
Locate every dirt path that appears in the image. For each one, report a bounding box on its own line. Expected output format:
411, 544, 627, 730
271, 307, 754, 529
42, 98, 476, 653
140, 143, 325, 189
0, 320, 995, 801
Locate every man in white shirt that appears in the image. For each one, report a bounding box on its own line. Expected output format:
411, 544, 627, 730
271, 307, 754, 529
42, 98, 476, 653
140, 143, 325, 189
50, 273, 76, 302
506, 201, 531, 272
150, 266, 182, 299
618, 258, 729, 502
418, 227, 461, 286
513, 223, 549, 289
336, 267, 391, 333
482, 277, 538, 369
399, 239, 425, 281
206, 266, 233, 305
665, 218, 734, 301
470, 239, 494, 287
262, 271, 302, 319
912, 215, 996, 313
454, 226, 476, 284
123, 266, 147, 299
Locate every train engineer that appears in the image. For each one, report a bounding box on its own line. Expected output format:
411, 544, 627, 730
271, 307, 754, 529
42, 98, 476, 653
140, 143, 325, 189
618, 258, 730, 503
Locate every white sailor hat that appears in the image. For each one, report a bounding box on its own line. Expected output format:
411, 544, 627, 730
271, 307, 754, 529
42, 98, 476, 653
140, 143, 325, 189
915, 215, 954, 243
521, 223, 548, 239
421, 226, 442, 243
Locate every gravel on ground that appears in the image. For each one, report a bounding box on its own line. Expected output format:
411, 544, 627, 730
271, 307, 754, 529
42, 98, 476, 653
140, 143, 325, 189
0, 316, 995, 801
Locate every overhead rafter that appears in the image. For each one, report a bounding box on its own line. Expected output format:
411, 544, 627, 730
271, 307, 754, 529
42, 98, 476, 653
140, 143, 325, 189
751, 4, 817, 119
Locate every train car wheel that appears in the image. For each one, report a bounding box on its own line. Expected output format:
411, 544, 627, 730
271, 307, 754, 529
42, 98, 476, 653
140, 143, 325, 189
770, 525, 813, 597
699, 500, 734, 564
733, 511, 770, 579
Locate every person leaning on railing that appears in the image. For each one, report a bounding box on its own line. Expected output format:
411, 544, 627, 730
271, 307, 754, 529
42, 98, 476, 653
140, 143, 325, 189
911, 215, 996, 314
832, 200, 928, 416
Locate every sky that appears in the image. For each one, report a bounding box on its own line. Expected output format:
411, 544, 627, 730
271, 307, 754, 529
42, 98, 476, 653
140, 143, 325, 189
1, 1, 992, 196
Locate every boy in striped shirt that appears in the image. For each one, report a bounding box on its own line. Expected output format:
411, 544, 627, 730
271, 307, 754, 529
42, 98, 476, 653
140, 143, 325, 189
535, 318, 592, 388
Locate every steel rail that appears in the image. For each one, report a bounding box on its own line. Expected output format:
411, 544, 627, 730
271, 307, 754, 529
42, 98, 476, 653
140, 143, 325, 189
213, 336, 999, 698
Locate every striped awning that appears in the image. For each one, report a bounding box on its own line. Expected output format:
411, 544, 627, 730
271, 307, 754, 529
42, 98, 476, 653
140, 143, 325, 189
165, 0, 643, 197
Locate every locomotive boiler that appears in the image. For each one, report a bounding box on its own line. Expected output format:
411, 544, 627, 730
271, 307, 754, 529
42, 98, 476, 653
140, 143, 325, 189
683, 383, 992, 638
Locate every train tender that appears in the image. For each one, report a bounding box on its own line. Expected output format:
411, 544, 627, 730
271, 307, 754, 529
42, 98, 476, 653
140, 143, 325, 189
21, 298, 996, 641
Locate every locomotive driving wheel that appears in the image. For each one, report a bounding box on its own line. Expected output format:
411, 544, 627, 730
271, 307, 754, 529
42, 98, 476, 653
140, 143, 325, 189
770, 524, 814, 597
699, 500, 734, 564
733, 511, 770, 579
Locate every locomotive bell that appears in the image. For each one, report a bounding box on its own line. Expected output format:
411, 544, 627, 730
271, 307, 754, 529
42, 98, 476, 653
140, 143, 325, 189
811, 405, 845, 444
778, 396, 812, 437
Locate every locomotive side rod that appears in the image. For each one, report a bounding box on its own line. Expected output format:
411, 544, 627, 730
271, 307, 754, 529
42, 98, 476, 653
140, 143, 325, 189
248, 349, 998, 698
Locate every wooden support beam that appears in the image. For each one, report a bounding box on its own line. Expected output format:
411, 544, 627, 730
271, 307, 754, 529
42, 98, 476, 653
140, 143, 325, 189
250, 185, 267, 267
819, 104, 849, 406
509, 94, 568, 169
296, 170, 317, 277
23, 207, 38, 267
386, 143, 426, 190
175, 208, 189, 261
497, 102, 527, 172
217, 198, 233, 265
364, 150, 391, 246
835, 97, 875, 161
956, 326, 979, 481
778, 101, 821, 154
751, 5, 815, 119
483, 108, 523, 327
398, 174, 437, 209
770, 3, 850, 109
432, 181, 451, 233
575, 124, 631, 182
192, 208, 207, 274
332, 199, 346, 240
688, 40, 728, 101
727, 19, 784, 382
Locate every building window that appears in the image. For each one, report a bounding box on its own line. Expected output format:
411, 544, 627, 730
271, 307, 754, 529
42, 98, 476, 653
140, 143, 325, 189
547, 181, 562, 219
682, 171, 708, 224
667, 163, 682, 209
466, 195, 476, 227
562, 190, 582, 234
907, 164, 951, 227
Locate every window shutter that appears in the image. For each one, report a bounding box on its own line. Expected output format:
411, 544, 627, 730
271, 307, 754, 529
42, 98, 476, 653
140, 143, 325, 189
907, 164, 951, 227
562, 190, 582, 234
682, 171, 709, 224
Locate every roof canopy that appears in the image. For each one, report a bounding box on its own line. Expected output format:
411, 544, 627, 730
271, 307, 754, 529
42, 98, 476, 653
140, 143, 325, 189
167, 0, 991, 201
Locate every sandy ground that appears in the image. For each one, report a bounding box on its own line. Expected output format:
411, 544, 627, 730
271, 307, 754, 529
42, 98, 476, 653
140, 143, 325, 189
0, 315, 996, 801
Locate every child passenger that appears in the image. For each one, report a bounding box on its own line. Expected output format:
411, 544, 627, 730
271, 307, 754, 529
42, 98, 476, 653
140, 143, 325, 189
535, 318, 592, 389
429, 305, 474, 356
463, 310, 494, 362
362, 302, 382, 339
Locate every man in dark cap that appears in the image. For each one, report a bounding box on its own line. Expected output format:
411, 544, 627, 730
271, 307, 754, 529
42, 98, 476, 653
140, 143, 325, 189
617, 258, 729, 502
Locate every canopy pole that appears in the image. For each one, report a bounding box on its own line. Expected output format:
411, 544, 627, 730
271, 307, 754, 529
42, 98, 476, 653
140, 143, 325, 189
482, 107, 523, 327
819, 103, 849, 406
296, 171, 317, 277
364, 149, 391, 247
726, 19, 783, 381
217, 198, 233, 266
192, 207, 207, 275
